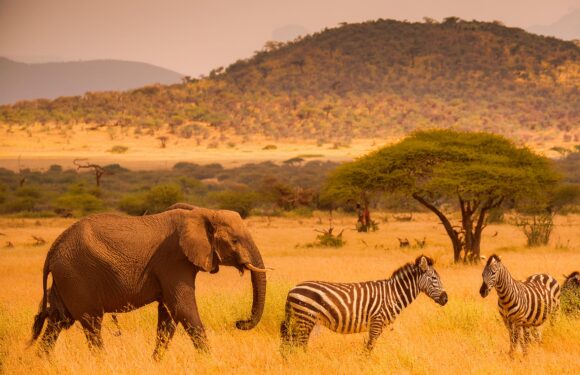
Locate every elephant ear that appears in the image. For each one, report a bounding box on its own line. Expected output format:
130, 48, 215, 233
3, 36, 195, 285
179, 213, 216, 272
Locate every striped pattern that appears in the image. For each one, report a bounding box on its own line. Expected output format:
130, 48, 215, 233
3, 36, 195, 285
280, 256, 447, 352
480, 255, 560, 355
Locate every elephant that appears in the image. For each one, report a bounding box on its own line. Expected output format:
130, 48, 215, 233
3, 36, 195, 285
30, 205, 268, 359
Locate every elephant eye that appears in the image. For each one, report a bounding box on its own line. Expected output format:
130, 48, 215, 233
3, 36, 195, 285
232, 239, 239, 244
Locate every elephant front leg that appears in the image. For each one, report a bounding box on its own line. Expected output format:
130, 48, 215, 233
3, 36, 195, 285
170, 286, 209, 352
153, 302, 177, 361
181, 290, 208, 353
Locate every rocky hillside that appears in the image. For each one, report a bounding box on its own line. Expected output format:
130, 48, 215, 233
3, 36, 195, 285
1, 18, 578, 143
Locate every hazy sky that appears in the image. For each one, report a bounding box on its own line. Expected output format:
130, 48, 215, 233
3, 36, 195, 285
0, 0, 578, 76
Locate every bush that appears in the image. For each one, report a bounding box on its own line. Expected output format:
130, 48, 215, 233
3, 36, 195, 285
561, 272, 580, 317
54, 183, 104, 216
515, 213, 554, 247
2, 186, 43, 213
305, 227, 345, 248
207, 190, 261, 218
145, 184, 184, 214
108, 145, 129, 154
118, 192, 148, 215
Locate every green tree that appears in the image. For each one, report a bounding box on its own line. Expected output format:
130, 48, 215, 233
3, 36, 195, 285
321, 160, 377, 232
144, 184, 184, 213
207, 190, 262, 218
54, 182, 104, 216
325, 130, 560, 263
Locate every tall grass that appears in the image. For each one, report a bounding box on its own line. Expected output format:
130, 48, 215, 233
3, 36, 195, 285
0, 214, 579, 374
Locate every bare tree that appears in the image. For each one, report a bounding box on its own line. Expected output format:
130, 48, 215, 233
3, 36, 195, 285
74, 158, 107, 187
157, 136, 169, 148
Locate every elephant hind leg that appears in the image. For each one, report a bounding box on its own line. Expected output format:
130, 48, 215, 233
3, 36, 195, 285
80, 315, 104, 351
38, 318, 64, 355
153, 302, 177, 361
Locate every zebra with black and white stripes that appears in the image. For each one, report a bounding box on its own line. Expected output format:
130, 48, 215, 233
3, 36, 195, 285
479, 254, 560, 356
280, 255, 448, 352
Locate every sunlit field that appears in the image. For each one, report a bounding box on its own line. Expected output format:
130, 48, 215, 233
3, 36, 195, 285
0, 213, 579, 374
0, 123, 571, 171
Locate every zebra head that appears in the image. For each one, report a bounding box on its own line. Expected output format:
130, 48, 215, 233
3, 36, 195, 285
416, 255, 448, 306
480, 254, 502, 297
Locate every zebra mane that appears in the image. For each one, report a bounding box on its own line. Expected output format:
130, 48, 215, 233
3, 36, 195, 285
390, 256, 434, 279
485, 254, 501, 267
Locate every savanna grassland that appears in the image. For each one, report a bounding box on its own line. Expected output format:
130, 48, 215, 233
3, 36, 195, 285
1, 213, 579, 374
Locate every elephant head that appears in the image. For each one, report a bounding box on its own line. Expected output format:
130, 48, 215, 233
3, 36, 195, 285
175, 206, 267, 330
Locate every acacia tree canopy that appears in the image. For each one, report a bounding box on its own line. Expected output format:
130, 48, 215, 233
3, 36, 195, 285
325, 130, 560, 263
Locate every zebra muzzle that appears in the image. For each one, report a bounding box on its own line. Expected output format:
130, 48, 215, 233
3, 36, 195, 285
437, 292, 448, 306
479, 283, 490, 297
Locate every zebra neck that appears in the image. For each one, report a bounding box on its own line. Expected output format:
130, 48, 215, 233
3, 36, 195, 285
495, 265, 518, 299
384, 265, 420, 310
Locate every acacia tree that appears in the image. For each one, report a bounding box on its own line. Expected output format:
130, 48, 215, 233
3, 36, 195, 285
325, 130, 559, 263
321, 159, 378, 232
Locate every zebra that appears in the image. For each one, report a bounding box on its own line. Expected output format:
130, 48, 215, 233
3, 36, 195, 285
561, 271, 580, 316
479, 254, 560, 356
280, 255, 448, 352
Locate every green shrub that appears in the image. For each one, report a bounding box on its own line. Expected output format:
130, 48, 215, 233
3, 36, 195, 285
54, 182, 104, 216
118, 192, 148, 215
144, 184, 184, 213
207, 190, 261, 218
3, 186, 43, 213
0, 183, 5, 205
108, 145, 129, 154
305, 227, 345, 248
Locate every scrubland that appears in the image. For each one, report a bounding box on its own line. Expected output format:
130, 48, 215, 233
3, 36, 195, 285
0, 213, 579, 374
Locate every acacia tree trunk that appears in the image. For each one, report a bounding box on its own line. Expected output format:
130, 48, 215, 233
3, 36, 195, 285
356, 192, 372, 232
413, 193, 503, 264
412, 193, 463, 262
459, 195, 503, 264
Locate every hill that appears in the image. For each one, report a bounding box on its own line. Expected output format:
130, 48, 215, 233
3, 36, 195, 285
528, 9, 580, 41
1, 19, 578, 146
0, 58, 183, 105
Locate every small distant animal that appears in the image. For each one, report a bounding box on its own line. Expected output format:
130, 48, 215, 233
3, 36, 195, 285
32, 236, 46, 246
398, 238, 410, 248
479, 255, 560, 356
414, 237, 426, 248
5, 241, 14, 248
280, 255, 448, 353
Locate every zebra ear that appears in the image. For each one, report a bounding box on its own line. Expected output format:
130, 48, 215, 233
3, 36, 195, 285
418, 256, 429, 272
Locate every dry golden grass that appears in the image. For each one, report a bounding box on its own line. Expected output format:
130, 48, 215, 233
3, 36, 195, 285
0, 213, 579, 374
0, 123, 574, 171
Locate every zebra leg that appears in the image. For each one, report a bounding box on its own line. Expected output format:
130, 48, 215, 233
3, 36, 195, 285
531, 327, 542, 343
365, 318, 386, 352
294, 318, 316, 351
508, 324, 520, 357
522, 328, 532, 356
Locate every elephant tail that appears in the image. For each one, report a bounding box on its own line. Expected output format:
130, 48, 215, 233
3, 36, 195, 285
31, 259, 50, 341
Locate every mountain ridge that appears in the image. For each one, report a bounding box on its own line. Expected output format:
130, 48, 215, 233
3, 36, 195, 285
0, 58, 183, 105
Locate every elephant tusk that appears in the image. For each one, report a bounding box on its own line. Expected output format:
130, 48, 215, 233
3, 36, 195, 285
244, 263, 273, 273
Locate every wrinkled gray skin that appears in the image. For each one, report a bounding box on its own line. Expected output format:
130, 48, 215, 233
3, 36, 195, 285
31, 204, 267, 360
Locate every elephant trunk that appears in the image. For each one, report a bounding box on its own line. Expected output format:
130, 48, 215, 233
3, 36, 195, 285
236, 246, 267, 330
